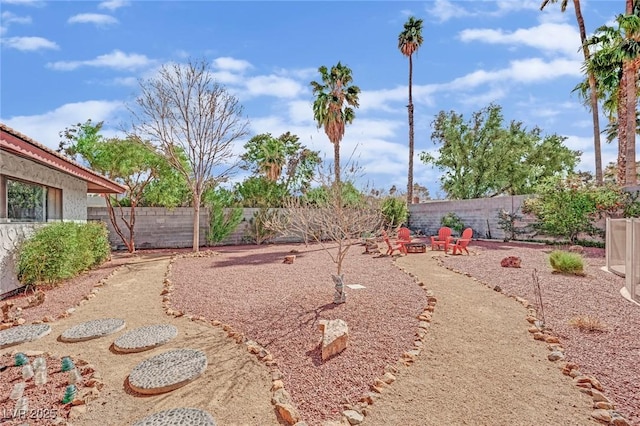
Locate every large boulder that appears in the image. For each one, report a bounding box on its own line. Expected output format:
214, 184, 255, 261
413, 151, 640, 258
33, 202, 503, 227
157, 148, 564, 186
318, 319, 348, 361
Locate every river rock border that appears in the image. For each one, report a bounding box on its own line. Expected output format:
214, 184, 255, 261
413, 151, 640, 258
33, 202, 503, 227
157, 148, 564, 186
159, 249, 438, 426
437, 256, 631, 426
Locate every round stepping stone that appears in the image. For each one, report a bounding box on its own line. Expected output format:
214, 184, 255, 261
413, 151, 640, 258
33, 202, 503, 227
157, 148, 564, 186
0, 324, 51, 349
133, 407, 216, 426
60, 318, 125, 343
113, 324, 178, 353
128, 349, 207, 395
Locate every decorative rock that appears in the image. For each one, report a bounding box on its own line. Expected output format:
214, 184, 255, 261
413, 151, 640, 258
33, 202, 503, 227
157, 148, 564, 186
128, 349, 207, 395
533, 332, 546, 341
594, 401, 615, 410
544, 336, 560, 344
133, 408, 216, 425
283, 255, 296, 264
0, 324, 51, 349
275, 403, 300, 425
380, 372, 396, 384
61, 318, 125, 342
591, 409, 612, 423
318, 319, 348, 361
343, 410, 364, 425
272, 388, 293, 405
590, 389, 610, 403
547, 351, 564, 361
500, 256, 521, 268
611, 412, 631, 426
493, 285, 502, 292
271, 380, 284, 391
113, 324, 178, 353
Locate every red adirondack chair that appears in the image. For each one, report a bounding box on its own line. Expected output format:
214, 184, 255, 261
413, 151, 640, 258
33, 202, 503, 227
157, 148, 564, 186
451, 228, 473, 255
382, 230, 407, 255
397, 227, 412, 242
431, 227, 452, 252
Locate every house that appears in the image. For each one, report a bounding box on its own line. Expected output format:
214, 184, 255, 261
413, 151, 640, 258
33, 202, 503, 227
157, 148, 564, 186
0, 123, 125, 296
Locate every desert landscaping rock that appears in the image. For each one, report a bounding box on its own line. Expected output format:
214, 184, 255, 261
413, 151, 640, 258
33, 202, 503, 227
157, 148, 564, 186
0, 323, 51, 349
113, 324, 178, 353
318, 319, 348, 361
132, 407, 216, 425
128, 348, 207, 395
60, 318, 126, 342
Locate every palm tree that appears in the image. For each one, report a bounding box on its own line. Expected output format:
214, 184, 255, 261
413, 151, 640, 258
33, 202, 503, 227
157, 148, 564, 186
398, 16, 424, 203
540, 0, 603, 185
310, 63, 360, 185
580, 7, 640, 186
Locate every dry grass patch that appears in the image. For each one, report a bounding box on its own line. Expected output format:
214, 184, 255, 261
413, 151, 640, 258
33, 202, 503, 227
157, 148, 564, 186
569, 315, 606, 333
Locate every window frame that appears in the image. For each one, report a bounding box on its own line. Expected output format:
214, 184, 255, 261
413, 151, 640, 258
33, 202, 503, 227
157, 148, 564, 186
0, 174, 63, 223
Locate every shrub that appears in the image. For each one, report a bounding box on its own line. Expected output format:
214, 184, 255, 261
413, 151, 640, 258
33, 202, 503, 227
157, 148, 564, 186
497, 208, 525, 242
441, 212, 465, 235
17, 222, 110, 286
548, 250, 585, 276
244, 208, 286, 245
569, 315, 606, 332
205, 189, 243, 245
381, 197, 408, 229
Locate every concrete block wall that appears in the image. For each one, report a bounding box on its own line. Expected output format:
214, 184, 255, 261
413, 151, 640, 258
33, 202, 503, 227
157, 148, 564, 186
88, 207, 304, 249
408, 195, 531, 240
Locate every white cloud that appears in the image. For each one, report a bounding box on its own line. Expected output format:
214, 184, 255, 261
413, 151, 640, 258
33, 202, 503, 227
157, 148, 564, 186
459, 87, 507, 107
426, 0, 473, 22
211, 70, 243, 85
97, 0, 129, 11
244, 75, 303, 98
213, 56, 252, 72
0, 0, 45, 6
492, 0, 540, 16
287, 100, 313, 124
1, 100, 126, 151
2, 36, 58, 51
1, 11, 32, 25
68, 13, 118, 26
459, 22, 582, 59
47, 50, 153, 71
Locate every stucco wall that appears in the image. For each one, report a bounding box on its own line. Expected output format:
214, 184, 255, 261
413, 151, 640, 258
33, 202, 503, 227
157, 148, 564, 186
1, 152, 88, 295
0, 224, 46, 295
2, 151, 88, 221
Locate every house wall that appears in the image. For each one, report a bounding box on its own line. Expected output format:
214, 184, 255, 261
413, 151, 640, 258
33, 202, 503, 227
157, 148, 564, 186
1, 151, 88, 296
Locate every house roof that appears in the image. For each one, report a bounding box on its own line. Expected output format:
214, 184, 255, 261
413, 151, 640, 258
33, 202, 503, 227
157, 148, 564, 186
0, 123, 126, 194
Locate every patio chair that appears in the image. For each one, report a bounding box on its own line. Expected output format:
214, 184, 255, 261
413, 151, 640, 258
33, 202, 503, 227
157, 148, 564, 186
397, 227, 412, 243
382, 230, 407, 255
431, 227, 452, 252
451, 228, 473, 255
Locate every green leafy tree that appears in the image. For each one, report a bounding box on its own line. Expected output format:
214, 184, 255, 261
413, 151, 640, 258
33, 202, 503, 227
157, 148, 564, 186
310, 62, 361, 185
132, 59, 249, 251
419, 104, 579, 199
381, 197, 408, 229
59, 120, 174, 253
234, 176, 290, 208
398, 16, 424, 203
205, 188, 243, 245
240, 132, 320, 194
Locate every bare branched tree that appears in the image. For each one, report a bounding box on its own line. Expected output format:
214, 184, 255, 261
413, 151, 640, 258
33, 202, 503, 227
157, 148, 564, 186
130, 59, 249, 251
270, 169, 383, 304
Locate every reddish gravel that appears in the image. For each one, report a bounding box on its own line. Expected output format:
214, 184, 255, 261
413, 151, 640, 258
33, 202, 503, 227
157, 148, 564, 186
169, 243, 426, 424
441, 240, 640, 425
2, 255, 132, 323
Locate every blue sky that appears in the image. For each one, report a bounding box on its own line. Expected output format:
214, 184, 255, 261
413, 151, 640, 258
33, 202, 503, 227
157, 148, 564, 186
0, 0, 627, 199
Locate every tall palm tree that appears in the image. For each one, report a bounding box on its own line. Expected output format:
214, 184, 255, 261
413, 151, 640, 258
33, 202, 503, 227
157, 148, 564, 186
398, 16, 424, 203
310, 62, 360, 185
621, 0, 639, 186
540, 0, 603, 185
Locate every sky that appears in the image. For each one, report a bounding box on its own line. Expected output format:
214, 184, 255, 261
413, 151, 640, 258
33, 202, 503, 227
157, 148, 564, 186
0, 0, 630, 199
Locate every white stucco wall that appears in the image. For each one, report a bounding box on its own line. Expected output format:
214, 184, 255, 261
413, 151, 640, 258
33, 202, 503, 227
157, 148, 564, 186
2, 151, 87, 221
1, 151, 88, 295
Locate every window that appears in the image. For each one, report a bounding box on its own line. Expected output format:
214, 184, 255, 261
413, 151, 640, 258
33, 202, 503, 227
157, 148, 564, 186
0, 176, 62, 223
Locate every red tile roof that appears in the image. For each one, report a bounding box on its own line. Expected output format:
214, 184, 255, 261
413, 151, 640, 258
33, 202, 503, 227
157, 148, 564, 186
0, 123, 126, 194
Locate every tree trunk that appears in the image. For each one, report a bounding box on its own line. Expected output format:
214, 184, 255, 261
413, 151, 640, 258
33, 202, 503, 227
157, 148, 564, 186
407, 54, 415, 204
623, 0, 637, 186
574, 0, 603, 185
105, 196, 134, 253
333, 141, 341, 185
617, 74, 628, 185
192, 192, 201, 252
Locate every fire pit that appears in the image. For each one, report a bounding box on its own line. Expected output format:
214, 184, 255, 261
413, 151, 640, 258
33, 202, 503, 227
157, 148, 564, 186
405, 242, 427, 254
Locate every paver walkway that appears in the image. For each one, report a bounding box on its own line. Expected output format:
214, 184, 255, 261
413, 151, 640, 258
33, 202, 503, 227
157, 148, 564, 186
8, 254, 278, 426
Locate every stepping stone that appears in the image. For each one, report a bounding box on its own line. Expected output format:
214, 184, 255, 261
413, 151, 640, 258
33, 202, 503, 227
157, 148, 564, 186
128, 349, 207, 395
60, 318, 126, 343
113, 324, 178, 353
133, 407, 216, 425
0, 324, 51, 349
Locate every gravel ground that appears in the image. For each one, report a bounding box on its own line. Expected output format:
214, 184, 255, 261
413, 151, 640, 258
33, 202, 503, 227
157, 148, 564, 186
441, 240, 640, 425
169, 243, 426, 424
